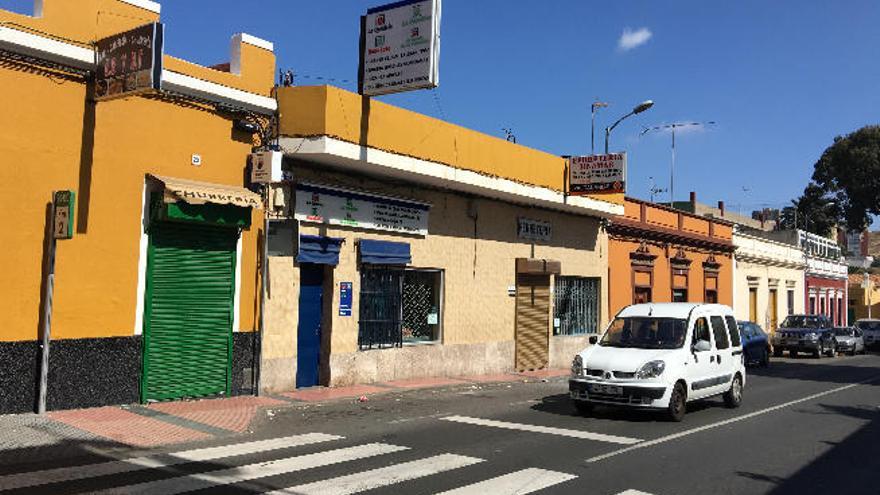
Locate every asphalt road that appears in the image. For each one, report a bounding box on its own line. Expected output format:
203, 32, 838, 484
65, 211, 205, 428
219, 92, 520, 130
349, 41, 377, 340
3, 353, 880, 494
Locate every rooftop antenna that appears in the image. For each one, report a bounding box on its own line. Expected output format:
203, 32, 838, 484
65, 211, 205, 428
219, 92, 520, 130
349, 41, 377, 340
648, 176, 668, 203
502, 128, 516, 143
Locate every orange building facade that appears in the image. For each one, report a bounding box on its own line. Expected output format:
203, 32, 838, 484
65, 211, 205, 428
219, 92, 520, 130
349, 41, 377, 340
608, 198, 735, 317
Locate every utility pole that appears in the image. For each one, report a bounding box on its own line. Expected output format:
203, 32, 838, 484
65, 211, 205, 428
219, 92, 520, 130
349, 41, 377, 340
641, 121, 715, 206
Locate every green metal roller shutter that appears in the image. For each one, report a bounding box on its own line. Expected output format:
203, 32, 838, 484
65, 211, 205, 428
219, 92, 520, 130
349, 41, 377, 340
142, 221, 237, 402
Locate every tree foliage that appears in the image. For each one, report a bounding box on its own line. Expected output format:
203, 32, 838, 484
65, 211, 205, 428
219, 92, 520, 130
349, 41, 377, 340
781, 183, 840, 235
809, 125, 880, 231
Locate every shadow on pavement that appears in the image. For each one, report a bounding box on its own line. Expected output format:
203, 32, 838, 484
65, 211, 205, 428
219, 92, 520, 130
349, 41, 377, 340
531, 393, 725, 423
749, 356, 880, 387
0, 436, 281, 495
736, 403, 880, 495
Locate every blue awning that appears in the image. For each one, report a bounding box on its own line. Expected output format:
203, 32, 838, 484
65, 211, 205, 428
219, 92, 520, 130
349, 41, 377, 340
297, 235, 344, 265
359, 239, 411, 265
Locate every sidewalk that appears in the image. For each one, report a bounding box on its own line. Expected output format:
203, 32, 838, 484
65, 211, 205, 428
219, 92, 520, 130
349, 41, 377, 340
0, 369, 569, 453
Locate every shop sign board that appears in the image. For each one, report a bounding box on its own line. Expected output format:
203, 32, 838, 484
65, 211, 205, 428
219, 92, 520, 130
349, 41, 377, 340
295, 184, 430, 236
53, 190, 75, 239
569, 153, 626, 194
95, 22, 164, 100
339, 282, 353, 316
250, 150, 283, 184
517, 217, 552, 242
359, 0, 441, 96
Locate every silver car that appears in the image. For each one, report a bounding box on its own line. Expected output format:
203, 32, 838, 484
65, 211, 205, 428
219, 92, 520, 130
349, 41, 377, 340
856, 319, 880, 349
833, 327, 865, 355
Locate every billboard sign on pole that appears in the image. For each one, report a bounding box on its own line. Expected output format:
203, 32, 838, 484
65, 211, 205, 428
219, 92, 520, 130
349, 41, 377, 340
95, 22, 164, 100
569, 153, 627, 194
359, 0, 441, 97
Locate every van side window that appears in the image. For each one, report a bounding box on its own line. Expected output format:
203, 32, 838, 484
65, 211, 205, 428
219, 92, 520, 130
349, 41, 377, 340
693, 317, 711, 345
725, 315, 741, 347
711, 316, 730, 349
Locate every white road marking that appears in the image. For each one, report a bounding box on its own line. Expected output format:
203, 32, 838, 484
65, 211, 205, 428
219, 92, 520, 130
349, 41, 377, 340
615, 490, 656, 495
433, 467, 577, 494
91, 443, 408, 495
441, 415, 642, 445
586, 375, 880, 463
268, 453, 484, 495
0, 432, 341, 491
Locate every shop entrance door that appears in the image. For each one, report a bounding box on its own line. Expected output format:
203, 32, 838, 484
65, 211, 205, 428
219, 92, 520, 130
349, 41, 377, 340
296, 264, 324, 388
515, 274, 551, 371
769, 289, 778, 330
142, 222, 236, 402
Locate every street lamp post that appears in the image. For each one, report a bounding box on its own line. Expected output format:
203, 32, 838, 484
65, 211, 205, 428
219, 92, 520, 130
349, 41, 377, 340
641, 121, 715, 205
604, 100, 654, 154
591, 101, 608, 154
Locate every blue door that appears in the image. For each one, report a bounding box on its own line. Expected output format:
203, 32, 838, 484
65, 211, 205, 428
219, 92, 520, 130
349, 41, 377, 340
296, 264, 324, 388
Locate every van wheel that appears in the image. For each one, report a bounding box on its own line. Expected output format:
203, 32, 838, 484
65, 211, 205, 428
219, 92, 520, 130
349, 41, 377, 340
761, 348, 770, 367
724, 374, 743, 408
773, 347, 783, 357
573, 400, 594, 415
666, 382, 686, 422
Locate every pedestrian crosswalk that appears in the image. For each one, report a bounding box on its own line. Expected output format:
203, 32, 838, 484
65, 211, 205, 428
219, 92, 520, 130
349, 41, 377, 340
0, 432, 578, 494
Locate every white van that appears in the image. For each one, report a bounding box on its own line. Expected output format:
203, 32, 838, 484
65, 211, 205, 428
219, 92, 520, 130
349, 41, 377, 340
570, 303, 745, 421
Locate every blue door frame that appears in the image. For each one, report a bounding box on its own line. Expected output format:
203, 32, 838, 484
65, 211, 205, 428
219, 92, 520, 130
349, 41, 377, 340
296, 264, 324, 388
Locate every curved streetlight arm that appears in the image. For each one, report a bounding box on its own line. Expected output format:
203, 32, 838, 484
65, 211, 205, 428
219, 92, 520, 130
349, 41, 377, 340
604, 111, 635, 153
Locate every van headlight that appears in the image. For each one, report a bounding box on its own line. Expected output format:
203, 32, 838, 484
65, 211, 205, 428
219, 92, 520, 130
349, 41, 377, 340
636, 360, 665, 379
571, 355, 584, 377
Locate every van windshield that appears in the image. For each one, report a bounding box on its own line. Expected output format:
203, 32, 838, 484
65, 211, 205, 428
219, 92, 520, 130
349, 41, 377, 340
600, 317, 688, 350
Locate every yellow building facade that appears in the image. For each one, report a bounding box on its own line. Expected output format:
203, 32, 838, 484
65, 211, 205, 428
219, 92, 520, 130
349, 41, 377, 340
0, 0, 275, 412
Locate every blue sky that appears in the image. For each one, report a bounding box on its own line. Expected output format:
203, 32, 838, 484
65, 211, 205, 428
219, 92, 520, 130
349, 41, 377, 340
6, 1, 879, 213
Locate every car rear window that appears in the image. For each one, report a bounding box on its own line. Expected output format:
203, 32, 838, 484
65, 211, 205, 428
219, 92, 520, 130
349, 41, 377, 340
725, 316, 741, 347
856, 321, 880, 331
711, 316, 730, 349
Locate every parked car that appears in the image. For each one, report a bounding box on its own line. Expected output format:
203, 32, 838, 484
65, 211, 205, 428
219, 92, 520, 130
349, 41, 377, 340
738, 321, 770, 366
833, 327, 865, 356
772, 315, 836, 358
570, 303, 745, 422
855, 319, 880, 350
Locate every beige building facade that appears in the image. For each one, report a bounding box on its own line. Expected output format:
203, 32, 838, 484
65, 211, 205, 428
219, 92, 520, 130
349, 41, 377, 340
258, 86, 623, 392
733, 231, 806, 332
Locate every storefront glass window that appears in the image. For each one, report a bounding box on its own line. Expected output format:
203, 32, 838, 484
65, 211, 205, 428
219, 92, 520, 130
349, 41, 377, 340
553, 276, 600, 335
359, 267, 442, 349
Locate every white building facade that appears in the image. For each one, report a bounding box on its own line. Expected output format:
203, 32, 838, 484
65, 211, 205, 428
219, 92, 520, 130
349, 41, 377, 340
733, 230, 806, 332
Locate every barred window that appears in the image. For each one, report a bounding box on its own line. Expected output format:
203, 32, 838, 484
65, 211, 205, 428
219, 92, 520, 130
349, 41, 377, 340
358, 267, 442, 349
553, 276, 600, 335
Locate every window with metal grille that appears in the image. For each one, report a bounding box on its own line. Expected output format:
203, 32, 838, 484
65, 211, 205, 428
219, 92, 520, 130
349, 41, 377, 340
553, 276, 600, 335
359, 267, 443, 349
402, 270, 442, 343
358, 267, 403, 349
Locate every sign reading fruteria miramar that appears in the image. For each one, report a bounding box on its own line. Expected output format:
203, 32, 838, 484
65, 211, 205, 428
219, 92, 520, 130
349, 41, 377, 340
95, 22, 164, 100
359, 0, 441, 96
569, 153, 627, 194
295, 184, 430, 236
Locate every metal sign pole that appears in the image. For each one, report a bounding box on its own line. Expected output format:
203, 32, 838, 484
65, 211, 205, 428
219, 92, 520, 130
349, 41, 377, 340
37, 204, 58, 414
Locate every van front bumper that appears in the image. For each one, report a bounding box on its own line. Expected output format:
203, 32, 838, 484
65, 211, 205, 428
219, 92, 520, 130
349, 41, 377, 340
569, 379, 668, 408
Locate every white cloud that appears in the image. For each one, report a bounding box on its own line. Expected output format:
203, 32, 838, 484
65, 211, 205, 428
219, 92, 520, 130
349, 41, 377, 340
618, 27, 652, 51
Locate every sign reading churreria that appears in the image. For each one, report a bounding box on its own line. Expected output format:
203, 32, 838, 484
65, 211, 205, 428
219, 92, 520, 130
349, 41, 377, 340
95, 22, 164, 100
294, 184, 430, 236
569, 153, 627, 194
359, 0, 441, 96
